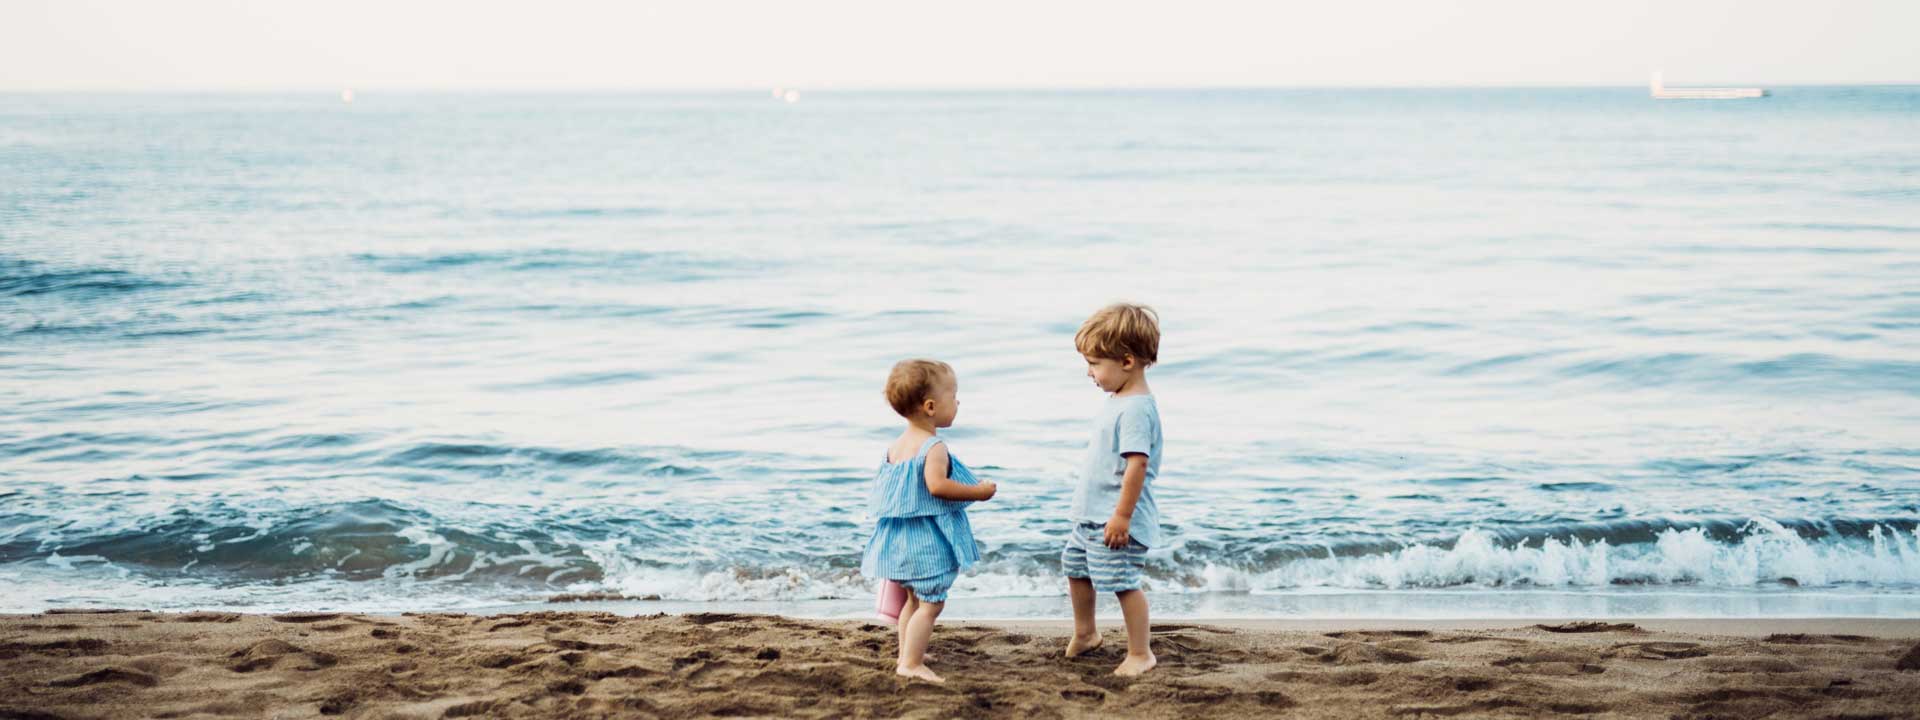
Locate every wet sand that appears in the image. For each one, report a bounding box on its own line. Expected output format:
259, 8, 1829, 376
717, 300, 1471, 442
3, 610, 1918, 718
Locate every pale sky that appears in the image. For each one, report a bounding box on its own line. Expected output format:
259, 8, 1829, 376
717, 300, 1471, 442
2, 0, 1915, 91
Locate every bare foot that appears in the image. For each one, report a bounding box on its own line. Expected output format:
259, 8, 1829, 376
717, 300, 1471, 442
1065, 631, 1103, 658
1114, 652, 1157, 677
896, 664, 945, 683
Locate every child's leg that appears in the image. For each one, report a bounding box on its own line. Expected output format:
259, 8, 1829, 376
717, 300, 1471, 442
1113, 589, 1156, 676
1061, 524, 1103, 657
897, 599, 944, 683
894, 592, 920, 664
1065, 576, 1102, 656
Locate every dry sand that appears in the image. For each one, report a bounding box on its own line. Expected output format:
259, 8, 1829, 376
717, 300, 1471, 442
3, 610, 1919, 719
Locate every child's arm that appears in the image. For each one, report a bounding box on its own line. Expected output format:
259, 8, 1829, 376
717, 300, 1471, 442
923, 443, 997, 501
1104, 453, 1149, 548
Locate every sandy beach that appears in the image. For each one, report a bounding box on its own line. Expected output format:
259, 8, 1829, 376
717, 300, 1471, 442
3, 611, 1918, 719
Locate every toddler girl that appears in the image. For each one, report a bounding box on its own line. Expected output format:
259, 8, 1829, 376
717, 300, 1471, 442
861, 359, 997, 683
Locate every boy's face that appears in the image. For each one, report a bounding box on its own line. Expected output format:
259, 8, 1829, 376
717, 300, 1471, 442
1084, 354, 1133, 393
924, 376, 959, 428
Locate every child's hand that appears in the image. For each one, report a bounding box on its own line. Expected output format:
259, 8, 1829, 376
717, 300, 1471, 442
978, 481, 997, 500
1103, 516, 1131, 548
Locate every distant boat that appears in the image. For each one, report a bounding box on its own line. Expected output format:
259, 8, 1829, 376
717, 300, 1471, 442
1650, 71, 1766, 100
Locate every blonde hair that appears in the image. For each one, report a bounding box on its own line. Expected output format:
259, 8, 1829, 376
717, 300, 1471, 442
884, 359, 954, 417
1075, 303, 1159, 365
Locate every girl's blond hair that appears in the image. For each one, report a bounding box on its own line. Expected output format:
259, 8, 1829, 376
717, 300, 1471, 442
884, 359, 954, 417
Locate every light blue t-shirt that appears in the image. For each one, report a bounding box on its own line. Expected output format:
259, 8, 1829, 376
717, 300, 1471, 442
1070, 393, 1162, 548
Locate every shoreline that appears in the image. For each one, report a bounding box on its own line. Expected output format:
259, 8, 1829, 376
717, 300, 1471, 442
5, 610, 1918, 718
968, 617, 1920, 639
433, 589, 1920, 626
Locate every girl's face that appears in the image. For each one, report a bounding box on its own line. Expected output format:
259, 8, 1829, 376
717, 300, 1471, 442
1084, 354, 1133, 393
925, 376, 959, 428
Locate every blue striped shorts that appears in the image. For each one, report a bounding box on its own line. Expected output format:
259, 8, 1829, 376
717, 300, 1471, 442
1060, 521, 1148, 593
897, 569, 958, 603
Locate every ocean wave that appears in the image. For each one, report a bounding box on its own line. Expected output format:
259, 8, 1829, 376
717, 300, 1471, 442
480, 370, 659, 391
1210, 521, 1920, 592
1, 313, 214, 340
1481, 349, 1919, 395
0, 256, 236, 341
4, 499, 606, 585
374, 441, 733, 476
350, 248, 755, 281
6, 498, 1916, 612
0, 256, 178, 299
1501, 349, 1920, 395
570, 519, 1920, 600
1160, 342, 1920, 395
487, 206, 664, 220
1752, 221, 1920, 235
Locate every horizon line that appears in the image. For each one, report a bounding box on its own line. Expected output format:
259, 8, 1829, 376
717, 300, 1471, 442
4, 80, 1918, 95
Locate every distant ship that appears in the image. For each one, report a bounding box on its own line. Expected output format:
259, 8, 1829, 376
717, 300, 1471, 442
1650, 71, 1767, 100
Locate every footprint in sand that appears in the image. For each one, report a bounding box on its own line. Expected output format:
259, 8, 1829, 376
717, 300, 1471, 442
1265, 669, 1382, 687
48, 666, 158, 688
1534, 621, 1641, 634
672, 649, 716, 672
586, 664, 658, 681
1764, 633, 1872, 645
1143, 684, 1235, 704
444, 699, 512, 717
270, 612, 343, 624
175, 612, 240, 623
1447, 675, 1499, 692
44, 608, 144, 615
1492, 650, 1607, 675
0, 638, 110, 659
474, 650, 540, 669
1696, 655, 1803, 673
228, 639, 337, 672
683, 612, 755, 626
1608, 641, 1709, 660
1326, 642, 1425, 665
547, 637, 621, 651
982, 632, 1036, 646
1680, 685, 1821, 718
1152, 623, 1236, 634
1059, 687, 1107, 704
1324, 630, 1432, 640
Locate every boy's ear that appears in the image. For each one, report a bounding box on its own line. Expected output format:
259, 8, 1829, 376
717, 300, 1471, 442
1122, 355, 1137, 370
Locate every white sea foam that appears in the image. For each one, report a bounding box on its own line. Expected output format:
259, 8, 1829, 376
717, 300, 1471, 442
564, 522, 1920, 603
1221, 522, 1920, 592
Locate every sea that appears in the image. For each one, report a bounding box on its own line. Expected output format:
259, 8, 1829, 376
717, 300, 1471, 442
2, 88, 1917, 618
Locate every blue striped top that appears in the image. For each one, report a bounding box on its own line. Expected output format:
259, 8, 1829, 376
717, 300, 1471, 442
860, 436, 982, 581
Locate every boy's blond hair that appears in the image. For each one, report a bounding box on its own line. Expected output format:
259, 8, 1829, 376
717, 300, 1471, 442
1075, 303, 1159, 365
884, 359, 955, 417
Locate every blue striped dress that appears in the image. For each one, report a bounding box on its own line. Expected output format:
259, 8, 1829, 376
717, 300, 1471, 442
860, 436, 982, 584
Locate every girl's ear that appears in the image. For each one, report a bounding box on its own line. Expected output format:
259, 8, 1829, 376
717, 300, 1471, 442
922, 397, 937, 416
